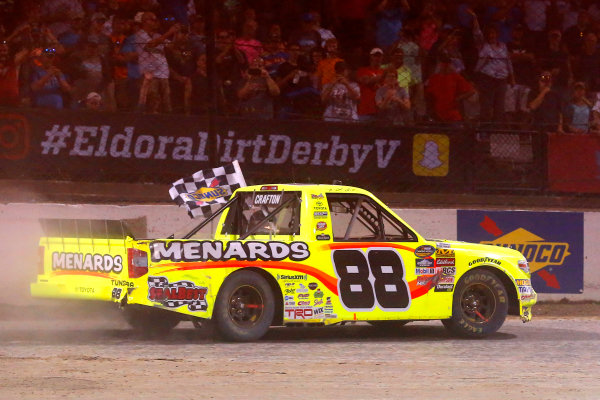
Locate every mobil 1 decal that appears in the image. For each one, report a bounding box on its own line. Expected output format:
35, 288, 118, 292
331, 247, 410, 312
457, 210, 583, 293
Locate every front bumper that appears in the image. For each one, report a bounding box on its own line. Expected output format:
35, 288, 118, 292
520, 289, 537, 323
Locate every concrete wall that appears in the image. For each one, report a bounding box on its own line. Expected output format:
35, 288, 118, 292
1, 203, 597, 305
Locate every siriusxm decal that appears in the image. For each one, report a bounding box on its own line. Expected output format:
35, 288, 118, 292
458, 210, 583, 293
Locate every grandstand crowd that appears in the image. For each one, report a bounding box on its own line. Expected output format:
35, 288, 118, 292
1, 0, 600, 132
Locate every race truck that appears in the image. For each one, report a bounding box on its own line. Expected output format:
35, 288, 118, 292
32, 184, 536, 341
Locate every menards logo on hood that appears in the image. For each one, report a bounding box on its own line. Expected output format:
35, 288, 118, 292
481, 228, 570, 273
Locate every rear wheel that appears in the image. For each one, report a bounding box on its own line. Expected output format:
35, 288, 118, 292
213, 271, 275, 342
122, 306, 181, 337
442, 270, 508, 338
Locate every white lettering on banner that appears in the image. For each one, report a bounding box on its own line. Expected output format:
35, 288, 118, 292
40, 126, 403, 173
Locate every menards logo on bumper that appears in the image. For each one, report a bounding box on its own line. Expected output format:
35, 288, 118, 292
481, 228, 570, 273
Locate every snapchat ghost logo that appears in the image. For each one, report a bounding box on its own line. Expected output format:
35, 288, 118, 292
412, 134, 449, 176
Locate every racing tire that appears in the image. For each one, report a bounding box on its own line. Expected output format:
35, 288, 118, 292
122, 306, 181, 337
368, 320, 410, 330
213, 270, 275, 342
442, 270, 508, 338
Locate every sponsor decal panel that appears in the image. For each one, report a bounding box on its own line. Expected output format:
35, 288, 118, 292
52, 252, 123, 274
147, 276, 208, 311
151, 240, 310, 263
308, 282, 318, 290
414, 245, 436, 258
441, 266, 456, 276
316, 234, 331, 241
278, 273, 308, 281
436, 248, 455, 257
434, 283, 454, 292
458, 210, 583, 293
436, 258, 455, 267
314, 211, 328, 218
254, 194, 282, 205
415, 267, 436, 275
416, 258, 434, 268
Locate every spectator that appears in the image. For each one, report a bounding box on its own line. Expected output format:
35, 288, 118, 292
383, 47, 411, 90
310, 11, 336, 48
523, 0, 550, 43
426, 53, 476, 123
237, 57, 280, 119
84, 91, 102, 110
562, 81, 592, 133
535, 29, 571, 94
136, 11, 179, 113
374, 0, 410, 51
57, 15, 85, 50
85, 13, 113, 59
110, 15, 132, 111
572, 32, 600, 93
117, 22, 142, 111
191, 53, 225, 115
0, 40, 28, 107
166, 25, 196, 114
527, 70, 563, 132
30, 47, 72, 109
289, 13, 323, 55
357, 47, 386, 121
41, 0, 84, 38
563, 10, 592, 56
262, 34, 288, 77
215, 29, 247, 113
276, 43, 321, 119
417, 2, 442, 52
506, 23, 535, 122
188, 15, 206, 55
391, 24, 425, 121
316, 38, 343, 88
69, 41, 112, 109
474, 25, 514, 124
235, 20, 263, 65
375, 68, 411, 125
321, 61, 361, 122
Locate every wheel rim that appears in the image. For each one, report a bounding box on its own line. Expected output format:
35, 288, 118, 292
228, 285, 264, 328
460, 283, 496, 323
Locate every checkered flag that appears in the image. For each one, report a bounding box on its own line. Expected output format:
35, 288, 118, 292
169, 160, 246, 218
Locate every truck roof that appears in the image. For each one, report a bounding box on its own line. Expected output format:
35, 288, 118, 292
236, 184, 372, 195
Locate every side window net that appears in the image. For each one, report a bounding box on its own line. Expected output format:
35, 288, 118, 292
221, 191, 301, 237
327, 194, 416, 242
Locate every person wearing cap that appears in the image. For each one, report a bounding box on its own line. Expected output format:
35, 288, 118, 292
322, 61, 360, 122
562, 81, 592, 133
84, 91, 102, 110
534, 29, 570, 92
356, 47, 386, 121
87, 12, 112, 59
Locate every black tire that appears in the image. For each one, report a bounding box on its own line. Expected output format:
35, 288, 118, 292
122, 305, 181, 337
368, 320, 410, 330
213, 270, 275, 342
442, 269, 508, 338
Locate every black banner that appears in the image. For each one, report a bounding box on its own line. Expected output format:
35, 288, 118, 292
0, 108, 471, 190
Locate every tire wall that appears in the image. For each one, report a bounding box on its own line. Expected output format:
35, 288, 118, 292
1, 203, 597, 305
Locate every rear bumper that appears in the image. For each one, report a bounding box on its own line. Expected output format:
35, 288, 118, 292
31, 281, 112, 301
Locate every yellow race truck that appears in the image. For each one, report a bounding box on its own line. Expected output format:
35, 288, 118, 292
32, 184, 536, 341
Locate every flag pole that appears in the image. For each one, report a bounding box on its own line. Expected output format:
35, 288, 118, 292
204, 0, 218, 165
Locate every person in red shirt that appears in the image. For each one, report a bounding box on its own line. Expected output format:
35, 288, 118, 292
356, 47, 385, 121
425, 53, 476, 123
0, 40, 28, 107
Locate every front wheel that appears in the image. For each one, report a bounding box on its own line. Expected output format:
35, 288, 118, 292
213, 270, 275, 342
442, 270, 508, 338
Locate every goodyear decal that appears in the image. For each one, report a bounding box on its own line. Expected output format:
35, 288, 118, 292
458, 210, 583, 293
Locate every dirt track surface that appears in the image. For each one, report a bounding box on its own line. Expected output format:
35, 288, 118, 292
1, 304, 599, 400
